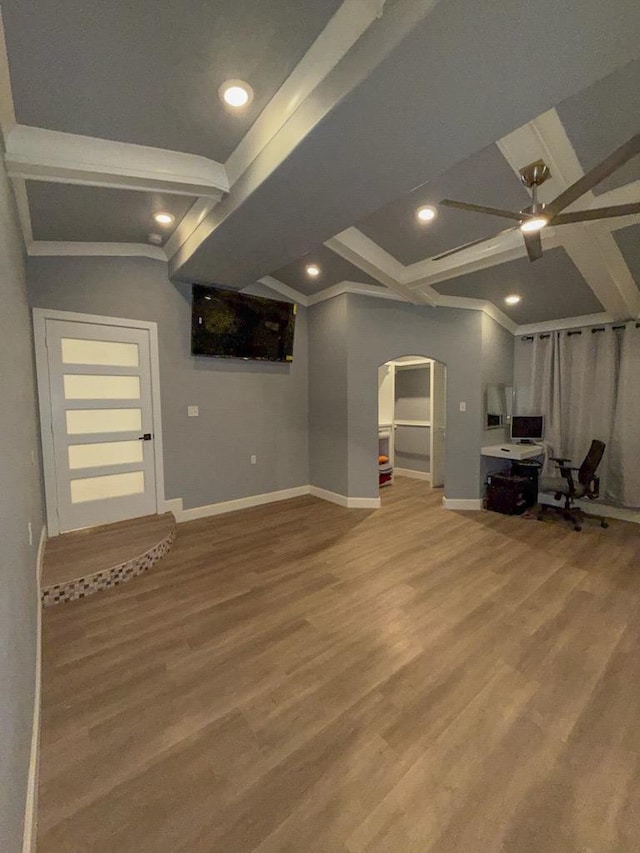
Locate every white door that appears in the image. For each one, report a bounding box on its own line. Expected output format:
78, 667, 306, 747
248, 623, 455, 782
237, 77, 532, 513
430, 361, 446, 488
43, 318, 157, 532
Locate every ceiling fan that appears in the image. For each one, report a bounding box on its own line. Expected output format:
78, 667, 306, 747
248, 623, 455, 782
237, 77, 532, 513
433, 133, 640, 262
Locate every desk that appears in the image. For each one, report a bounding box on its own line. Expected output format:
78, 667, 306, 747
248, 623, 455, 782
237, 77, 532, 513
481, 443, 543, 461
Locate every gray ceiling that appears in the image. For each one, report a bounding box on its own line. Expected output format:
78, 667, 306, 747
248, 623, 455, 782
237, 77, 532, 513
1, 0, 342, 162
556, 58, 640, 196
27, 182, 194, 245
357, 144, 531, 264
175, 0, 640, 286
613, 224, 640, 293
433, 247, 604, 325
271, 245, 382, 295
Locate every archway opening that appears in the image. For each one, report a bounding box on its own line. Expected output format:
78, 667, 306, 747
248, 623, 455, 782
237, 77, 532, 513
378, 355, 447, 495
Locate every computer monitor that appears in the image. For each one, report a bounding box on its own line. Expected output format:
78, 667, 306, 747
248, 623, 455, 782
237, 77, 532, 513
511, 415, 544, 443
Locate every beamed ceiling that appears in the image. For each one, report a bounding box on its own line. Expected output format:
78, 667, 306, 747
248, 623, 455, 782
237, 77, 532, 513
1, 0, 640, 332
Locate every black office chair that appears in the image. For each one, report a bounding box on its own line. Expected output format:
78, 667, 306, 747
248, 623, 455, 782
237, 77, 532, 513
537, 439, 608, 531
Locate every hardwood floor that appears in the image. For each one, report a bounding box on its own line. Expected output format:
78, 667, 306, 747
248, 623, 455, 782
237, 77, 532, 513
38, 478, 640, 852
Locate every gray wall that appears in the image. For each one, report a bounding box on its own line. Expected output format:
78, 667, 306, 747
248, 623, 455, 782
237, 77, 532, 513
308, 295, 348, 494
481, 312, 515, 446
480, 313, 516, 487
27, 257, 309, 509
0, 146, 44, 852
307, 294, 485, 500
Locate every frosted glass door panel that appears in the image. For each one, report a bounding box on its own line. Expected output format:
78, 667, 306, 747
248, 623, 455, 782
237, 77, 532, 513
70, 471, 145, 503
61, 338, 139, 366
66, 408, 142, 435
63, 374, 141, 400
68, 440, 144, 470
44, 316, 157, 531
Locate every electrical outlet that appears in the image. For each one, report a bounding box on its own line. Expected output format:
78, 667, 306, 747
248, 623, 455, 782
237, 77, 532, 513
250, 455, 257, 465
459, 401, 467, 412
187, 405, 199, 417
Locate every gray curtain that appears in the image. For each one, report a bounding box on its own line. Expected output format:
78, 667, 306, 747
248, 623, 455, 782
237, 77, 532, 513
514, 323, 640, 509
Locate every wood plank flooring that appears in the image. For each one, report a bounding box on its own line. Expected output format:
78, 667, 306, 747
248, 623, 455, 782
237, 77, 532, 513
38, 478, 640, 852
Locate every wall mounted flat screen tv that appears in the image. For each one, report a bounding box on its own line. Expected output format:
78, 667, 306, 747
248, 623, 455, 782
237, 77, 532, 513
191, 284, 296, 362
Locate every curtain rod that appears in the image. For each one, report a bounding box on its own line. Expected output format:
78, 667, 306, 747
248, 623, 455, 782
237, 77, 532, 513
521, 320, 639, 341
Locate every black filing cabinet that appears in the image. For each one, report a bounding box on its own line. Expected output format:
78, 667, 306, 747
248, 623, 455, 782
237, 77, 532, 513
486, 460, 540, 515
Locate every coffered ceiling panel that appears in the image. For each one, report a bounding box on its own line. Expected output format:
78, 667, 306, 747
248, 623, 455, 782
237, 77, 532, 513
1, 0, 342, 161
27, 182, 195, 245
271, 245, 383, 296
556, 58, 640, 195
357, 144, 531, 265
433, 247, 604, 325
613, 224, 640, 294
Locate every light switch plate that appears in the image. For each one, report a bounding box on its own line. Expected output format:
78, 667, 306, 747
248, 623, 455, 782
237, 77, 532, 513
187, 405, 199, 417
459, 401, 466, 412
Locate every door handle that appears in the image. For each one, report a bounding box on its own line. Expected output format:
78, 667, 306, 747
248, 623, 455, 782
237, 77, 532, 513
138, 433, 153, 441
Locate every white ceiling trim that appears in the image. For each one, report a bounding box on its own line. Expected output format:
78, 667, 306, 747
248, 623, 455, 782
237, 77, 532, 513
427, 294, 517, 333
325, 232, 432, 304
0, 7, 16, 139
163, 198, 219, 260
11, 176, 32, 244
496, 109, 640, 320
514, 312, 615, 336
257, 276, 310, 306
27, 241, 167, 262
169, 0, 440, 277
4, 125, 229, 199
306, 280, 405, 306
225, 0, 388, 185
258, 275, 405, 307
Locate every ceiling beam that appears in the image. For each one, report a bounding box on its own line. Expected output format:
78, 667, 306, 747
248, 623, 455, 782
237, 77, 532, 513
496, 109, 640, 320
326, 230, 433, 304
225, 0, 389, 186
4, 125, 229, 199
27, 241, 167, 261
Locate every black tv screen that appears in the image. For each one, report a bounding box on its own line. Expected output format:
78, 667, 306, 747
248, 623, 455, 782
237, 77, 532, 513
191, 284, 296, 362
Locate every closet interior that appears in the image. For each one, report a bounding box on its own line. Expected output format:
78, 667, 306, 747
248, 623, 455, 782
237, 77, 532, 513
378, 356, 446, 489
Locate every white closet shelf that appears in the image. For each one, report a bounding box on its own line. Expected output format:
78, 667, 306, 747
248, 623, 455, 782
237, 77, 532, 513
394, 420, 431, 427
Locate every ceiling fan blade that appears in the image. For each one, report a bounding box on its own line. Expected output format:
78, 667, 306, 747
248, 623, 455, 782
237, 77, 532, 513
552, 202, 640, 225
439, 199, 524, 221
523, 230, 542, 262
545, 133, 640, 218
431, 226, 517, 261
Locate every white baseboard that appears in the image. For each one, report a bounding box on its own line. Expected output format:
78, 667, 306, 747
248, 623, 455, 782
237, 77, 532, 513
539, 495, 640, 525
395, 468, 431, 482
442, 497, 483, 511
309, 486, 381, 509
165, 484, 382, 522
174, 486, 310, 522
23, 525, 46, 853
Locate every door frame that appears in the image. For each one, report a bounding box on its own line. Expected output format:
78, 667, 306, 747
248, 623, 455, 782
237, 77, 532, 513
33, 308, 166, 536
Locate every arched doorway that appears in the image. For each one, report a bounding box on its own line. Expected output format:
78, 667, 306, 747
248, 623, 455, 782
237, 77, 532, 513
378, 355, 447, 493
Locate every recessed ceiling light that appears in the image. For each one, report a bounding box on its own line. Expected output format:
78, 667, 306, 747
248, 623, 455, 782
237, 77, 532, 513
219, 79, 254, 109
153, 211, 175, 226
147, 233, 163, 245
306, 264, 320, 277
520, 216, 547, 233
505, 294, 521, 305
416, 205, 437, 223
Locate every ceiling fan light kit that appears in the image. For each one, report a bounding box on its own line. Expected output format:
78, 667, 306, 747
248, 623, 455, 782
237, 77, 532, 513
436, 134, 640, 262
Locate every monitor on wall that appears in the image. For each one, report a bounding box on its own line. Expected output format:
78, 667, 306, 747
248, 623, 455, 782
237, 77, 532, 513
191, 284, 296, 362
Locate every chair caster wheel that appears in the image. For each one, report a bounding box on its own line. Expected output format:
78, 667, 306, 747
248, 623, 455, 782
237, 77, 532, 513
574, 525, 582, 532
601, 520, 609, 529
